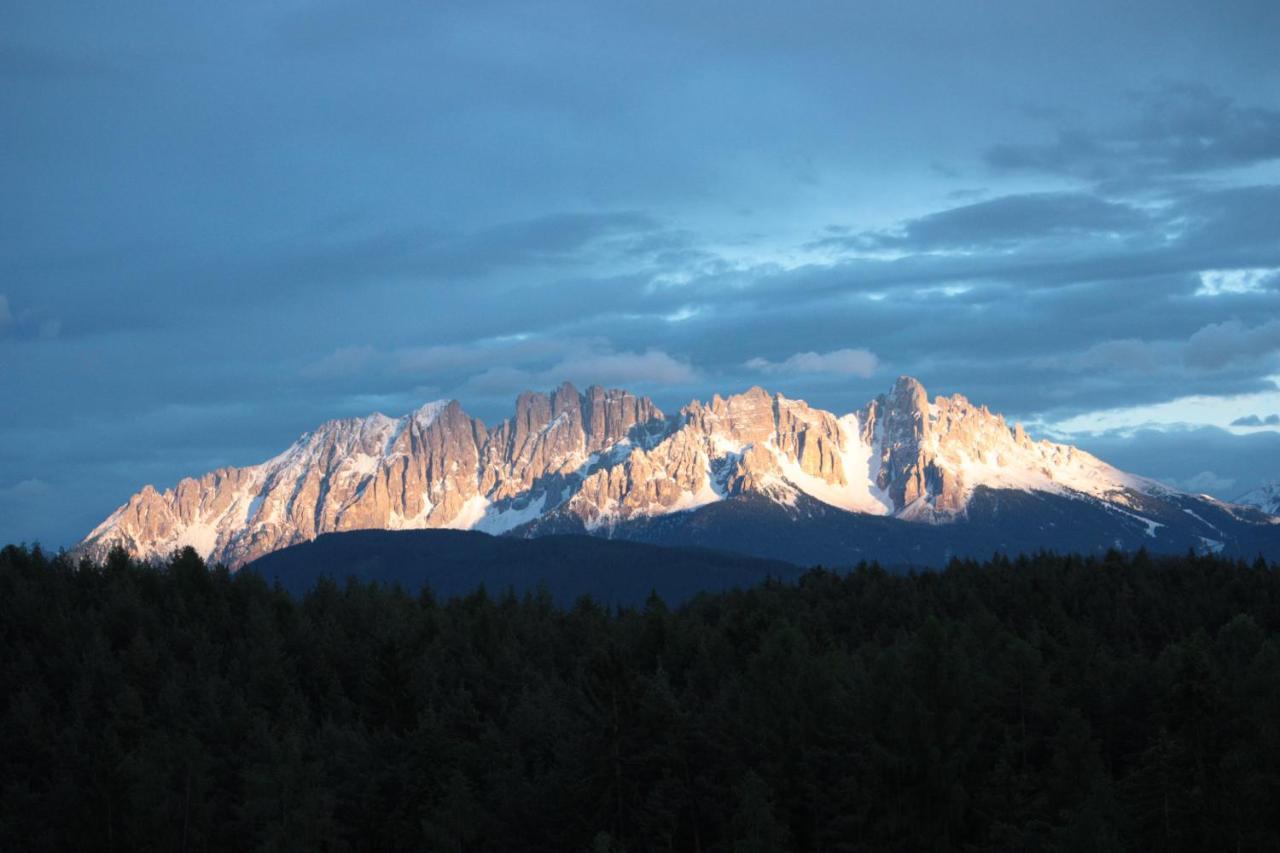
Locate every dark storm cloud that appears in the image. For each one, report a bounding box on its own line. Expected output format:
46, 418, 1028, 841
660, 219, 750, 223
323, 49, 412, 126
3, 0, 1280, 547
986, 83, 1280, 182
1231, 414, 1280, 428
1, 211, 674, 342
833, 193, 1153, 251
258, 211, 668, 292
1185, 320, 1280, 370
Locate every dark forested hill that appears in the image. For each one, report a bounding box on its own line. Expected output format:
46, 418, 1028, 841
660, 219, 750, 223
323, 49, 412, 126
3, 543, 1280, 851
245, 529, 805, 604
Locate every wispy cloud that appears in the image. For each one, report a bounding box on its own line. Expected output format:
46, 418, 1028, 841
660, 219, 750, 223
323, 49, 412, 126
746, 348, 878, 378
300, 345, 378, 379
1196, 268, 1279, 297
1185, 319, 1280, 370
303, 335, 699, 400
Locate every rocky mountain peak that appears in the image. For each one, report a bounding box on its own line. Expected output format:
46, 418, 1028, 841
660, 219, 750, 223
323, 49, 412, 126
581, 384, 662, 451
861, 376, 937, 510
890, 374, 929, 411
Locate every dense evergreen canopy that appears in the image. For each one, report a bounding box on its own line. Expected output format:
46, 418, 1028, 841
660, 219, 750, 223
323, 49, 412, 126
3, 543, 1279, 851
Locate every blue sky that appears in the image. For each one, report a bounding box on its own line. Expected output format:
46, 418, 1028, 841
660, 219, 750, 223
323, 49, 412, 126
3, 0, 1280, 548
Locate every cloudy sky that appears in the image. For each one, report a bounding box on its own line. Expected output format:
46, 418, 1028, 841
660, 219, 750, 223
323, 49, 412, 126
4, 0, 1280, 548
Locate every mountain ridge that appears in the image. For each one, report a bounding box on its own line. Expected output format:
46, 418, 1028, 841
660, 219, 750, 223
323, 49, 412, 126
77, 376, 1280, 567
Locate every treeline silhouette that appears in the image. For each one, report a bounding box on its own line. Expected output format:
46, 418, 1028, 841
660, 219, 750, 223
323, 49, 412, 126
2, 543, 1280, 852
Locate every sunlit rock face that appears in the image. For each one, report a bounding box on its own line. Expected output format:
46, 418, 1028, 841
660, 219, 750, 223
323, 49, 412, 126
78, 375, 1194, 567
864, 376, 935, 510
773, 396, 846, 486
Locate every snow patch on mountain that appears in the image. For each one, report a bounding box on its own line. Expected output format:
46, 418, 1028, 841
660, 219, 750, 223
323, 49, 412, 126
766, 416, 891, 515
469, 494, 550, 535
451, 495, 494, 531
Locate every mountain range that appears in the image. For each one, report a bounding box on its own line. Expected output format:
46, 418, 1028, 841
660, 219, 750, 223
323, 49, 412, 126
77, 376, 1280, 568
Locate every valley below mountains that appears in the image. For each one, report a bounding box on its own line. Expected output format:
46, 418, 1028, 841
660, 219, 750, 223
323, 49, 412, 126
78, 377, 1280, 568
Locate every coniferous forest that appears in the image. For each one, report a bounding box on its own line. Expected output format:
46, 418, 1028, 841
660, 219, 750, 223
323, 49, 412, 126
3, 543, 1280, 852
